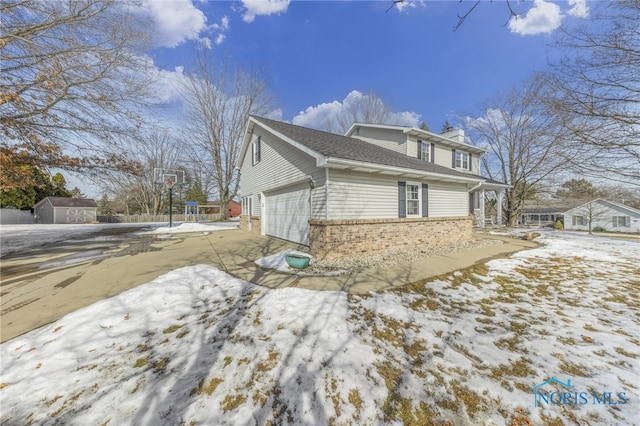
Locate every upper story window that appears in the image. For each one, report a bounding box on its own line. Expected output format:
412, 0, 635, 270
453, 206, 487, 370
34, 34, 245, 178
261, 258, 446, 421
252, 136, 261, 165
612, 216, 630, 227
417, 140, 431, 162
455, 151, 469, 169
452, 149, 472, 171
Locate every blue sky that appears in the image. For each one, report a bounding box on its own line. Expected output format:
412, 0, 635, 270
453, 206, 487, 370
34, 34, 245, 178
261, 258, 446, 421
145, 0, 590, 131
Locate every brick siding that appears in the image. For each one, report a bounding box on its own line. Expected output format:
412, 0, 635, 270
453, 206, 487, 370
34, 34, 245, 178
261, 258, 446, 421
309, 216, 472, 260
239, 215, 261, 235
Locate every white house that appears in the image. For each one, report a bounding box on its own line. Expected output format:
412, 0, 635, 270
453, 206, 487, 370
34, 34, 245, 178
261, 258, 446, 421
563, 199, 640, 233
236, 116, 509, 259
34, 197, 98, 224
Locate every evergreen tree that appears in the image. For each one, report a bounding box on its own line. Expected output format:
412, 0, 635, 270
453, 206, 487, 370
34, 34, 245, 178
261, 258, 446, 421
441, 120, 454, 133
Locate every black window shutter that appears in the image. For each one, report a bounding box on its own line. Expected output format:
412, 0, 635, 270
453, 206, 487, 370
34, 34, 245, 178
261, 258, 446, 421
469, 152, 472, 171
430, 143, 435, 163
452, 149, 456, 168
421, 183, 429, 217
398, 181, 406, 218
256, 136, 261, 162
417, 140, 422, 160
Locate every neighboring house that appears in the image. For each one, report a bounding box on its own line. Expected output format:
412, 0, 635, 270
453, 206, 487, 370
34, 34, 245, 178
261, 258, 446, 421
563, 199, 640, 233
200, 200, 242, 217
521, 207, 571, 227
34, 197, 98, 224
236, 116, 509, 259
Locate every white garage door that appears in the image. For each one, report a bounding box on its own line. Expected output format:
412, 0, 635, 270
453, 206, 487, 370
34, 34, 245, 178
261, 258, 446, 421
265, 183, 310, 245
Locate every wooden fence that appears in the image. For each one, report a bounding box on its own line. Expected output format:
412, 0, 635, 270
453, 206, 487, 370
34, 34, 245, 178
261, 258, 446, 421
97, 213, 224, 223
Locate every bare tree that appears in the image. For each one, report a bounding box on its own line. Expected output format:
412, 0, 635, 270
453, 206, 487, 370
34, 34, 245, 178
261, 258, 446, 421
325, 91, 392, 134
100, 129, 184, 215
572, 200, 609, 235
465, 74, 568, 226
549, 1, 640, 186
178, 50, 274, 214
0, 0, 155, 190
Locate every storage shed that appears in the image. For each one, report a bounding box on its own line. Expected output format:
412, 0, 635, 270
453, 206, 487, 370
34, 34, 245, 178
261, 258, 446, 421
33, 197, 98, 224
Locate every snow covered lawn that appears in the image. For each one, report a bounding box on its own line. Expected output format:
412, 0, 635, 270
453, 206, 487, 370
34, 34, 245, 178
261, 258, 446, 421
1, 231, 638, 425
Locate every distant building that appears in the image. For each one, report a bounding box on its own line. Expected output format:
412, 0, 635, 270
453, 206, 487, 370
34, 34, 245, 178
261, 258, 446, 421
563, 199, 640, 233
34, 197, 98, 224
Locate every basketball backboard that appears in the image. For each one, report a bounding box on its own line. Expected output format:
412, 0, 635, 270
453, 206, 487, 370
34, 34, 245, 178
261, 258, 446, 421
153, 168, 185, 188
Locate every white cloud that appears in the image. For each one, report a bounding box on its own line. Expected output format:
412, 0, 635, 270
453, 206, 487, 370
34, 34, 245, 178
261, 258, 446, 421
394, 0, 425, 13
147, 63, 190, 104
292, 90, 420, 133
241, 0, 290, 23
567, 0, 589, 18
508, 0, 562, 35
214, 34, 226, 45
292, 100, 343, 129
143, 0, 208, 47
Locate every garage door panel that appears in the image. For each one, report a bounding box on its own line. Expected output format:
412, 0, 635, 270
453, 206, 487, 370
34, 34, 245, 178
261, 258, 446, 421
265, 183, 310, 246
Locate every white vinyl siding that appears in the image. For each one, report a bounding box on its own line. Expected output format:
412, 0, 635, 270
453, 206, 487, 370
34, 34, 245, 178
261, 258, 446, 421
428, 182, 469, 217
351, 127, 406, 154
433, 144, 453, 169
239, 130, 326, 219
327, 170, 398, 219
564, 199, 640, 232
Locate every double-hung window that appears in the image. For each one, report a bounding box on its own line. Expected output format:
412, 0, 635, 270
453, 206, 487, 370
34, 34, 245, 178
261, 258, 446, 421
455, 151, 469, 169
612, 216, 630, 227
406, 183, 420, 217
252, 136, 261, 165
418, 140, 430, 161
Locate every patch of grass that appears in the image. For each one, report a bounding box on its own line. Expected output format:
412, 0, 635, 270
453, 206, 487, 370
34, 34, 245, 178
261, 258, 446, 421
583, 324, 598, 332
151, 357, 170, 373
223, 356, 233, 368
375, 361, 403, 421
494, 335, 523, 352
451, 343, 482, 364
197, 377, 223, 396
134, 358, 148, 368
614, 347, 638, 358
489, 358, 535, 380
221, 393, 247, 412
176, 329, 190, 339
162, 324, 183, 334
580, 335, 596, 344
556, 336, 577, 346
257, 349, 280, 372
558, 360, 590, 377
348, 389, 363, 421
450, 382, 485, 417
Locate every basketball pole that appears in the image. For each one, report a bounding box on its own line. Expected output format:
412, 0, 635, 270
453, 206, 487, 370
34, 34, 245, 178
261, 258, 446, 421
169, 186, 173, 228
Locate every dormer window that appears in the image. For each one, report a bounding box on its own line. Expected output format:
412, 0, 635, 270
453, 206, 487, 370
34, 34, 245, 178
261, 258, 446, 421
455, 151, 469, 169
417, 140, 433, 162
452, 149, 472, 171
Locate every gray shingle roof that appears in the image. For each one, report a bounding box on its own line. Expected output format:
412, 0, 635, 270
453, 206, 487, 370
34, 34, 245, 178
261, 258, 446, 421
44, 197, 98, 208
252, 116, 492, 182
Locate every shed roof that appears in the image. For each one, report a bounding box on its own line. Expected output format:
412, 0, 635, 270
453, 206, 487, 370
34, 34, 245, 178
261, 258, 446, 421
36, 197, 98, 208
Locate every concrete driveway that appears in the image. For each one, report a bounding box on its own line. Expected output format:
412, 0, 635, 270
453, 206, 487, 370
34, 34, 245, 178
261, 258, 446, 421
1, 228, 536, 342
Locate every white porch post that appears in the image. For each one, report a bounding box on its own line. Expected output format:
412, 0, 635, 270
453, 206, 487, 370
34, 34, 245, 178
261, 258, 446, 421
497, 189, 503, 225
480, 189, 486, 227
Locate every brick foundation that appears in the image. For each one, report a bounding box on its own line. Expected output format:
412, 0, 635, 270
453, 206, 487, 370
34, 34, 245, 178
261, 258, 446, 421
239, 215, 261, 235
309, 216, 472, 260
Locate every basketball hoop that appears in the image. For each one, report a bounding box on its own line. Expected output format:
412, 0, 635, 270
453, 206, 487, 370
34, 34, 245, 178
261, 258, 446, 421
164, 179, 175, 189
